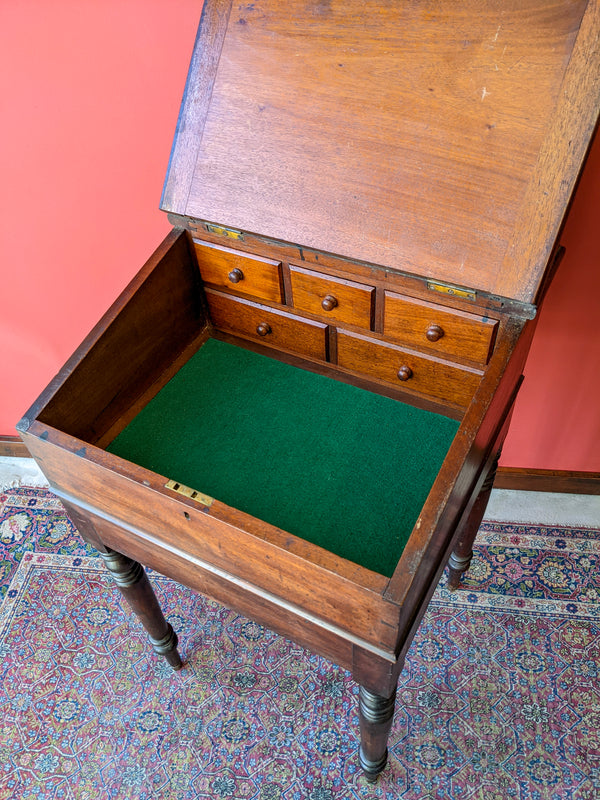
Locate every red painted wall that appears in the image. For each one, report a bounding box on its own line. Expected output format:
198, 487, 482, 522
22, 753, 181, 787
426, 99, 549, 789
0, 1, 199, 433
1, 2, 599, 471
501, 132, 600, 472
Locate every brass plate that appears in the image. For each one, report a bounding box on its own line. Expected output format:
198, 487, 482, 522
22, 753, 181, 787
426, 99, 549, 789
205, 223, 244, 241
165, 479, 214, 507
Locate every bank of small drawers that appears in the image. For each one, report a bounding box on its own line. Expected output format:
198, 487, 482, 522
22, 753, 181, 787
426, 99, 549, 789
195, 239, 496, 407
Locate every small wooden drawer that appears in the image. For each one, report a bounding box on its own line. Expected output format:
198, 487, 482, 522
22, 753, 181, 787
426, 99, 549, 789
290, 265, 375, 329
337, 330, 483, 407
384, 292, 498, 364
206, 289, 328, 361
193, 240, 283, 303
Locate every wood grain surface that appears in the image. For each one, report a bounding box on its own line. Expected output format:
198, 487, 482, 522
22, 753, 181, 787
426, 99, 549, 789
206, 288, 329, 360
162, 0, 597, 302
384, 291, 498, 365
194, 239, 284, 302
289, 264, 375, 329
337, 329, 483, 407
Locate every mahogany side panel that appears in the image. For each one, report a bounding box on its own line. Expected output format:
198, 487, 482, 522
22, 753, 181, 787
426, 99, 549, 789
25, 230, 206, 444
56, 500, 394, 678
384, 315, 531, 629
19, 424, 401, 654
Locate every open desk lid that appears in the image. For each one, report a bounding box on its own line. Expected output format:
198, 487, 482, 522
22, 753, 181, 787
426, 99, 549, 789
161, 0, 600, 305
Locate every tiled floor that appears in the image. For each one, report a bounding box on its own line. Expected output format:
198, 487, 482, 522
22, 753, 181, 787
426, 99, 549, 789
2, 456, 599, 527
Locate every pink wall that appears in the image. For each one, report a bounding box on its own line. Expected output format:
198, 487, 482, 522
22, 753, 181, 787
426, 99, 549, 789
1, 2, 599, 471
0, 1, 199, 435
500, 131, 600, 472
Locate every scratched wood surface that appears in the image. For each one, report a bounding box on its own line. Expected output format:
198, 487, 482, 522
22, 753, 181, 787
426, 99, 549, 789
161, 0, 598, 303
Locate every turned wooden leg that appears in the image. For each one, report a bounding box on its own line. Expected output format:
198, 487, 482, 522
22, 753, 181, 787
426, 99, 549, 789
447, 449, 501, 590
100, 549, 183, 671
358, 685, 397, 782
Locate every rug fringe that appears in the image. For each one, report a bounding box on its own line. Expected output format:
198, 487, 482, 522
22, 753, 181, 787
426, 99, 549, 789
0, 477, 50, 491
0, 457, 50, 492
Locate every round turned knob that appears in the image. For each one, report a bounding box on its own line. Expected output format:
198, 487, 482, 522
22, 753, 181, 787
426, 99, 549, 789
256, 322, 272, 337
228, 268, 244, 283
321, 295, 338, 312
426, 324, 444, 342
397, 365, 413, 382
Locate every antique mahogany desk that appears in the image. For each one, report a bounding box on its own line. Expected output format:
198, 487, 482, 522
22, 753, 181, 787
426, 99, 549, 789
19, 0, 600, 781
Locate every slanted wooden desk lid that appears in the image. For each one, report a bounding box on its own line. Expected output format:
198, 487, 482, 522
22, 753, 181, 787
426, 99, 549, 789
162, 0, 600, 305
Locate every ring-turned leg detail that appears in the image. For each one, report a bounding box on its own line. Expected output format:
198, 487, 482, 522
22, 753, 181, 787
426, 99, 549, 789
358, 686, 397, 782
447, 549, 474, 588
447, 449, 502, 590
99, 549, 183, 671
148, 627, 180, 663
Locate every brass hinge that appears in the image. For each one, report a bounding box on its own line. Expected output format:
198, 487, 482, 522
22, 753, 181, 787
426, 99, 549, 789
427, 280, 476, 300
205, 223, 244, 241
165, 479, 214, 507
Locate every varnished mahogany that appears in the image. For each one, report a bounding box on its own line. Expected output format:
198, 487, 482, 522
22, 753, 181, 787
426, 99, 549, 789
18, 0, 600, 781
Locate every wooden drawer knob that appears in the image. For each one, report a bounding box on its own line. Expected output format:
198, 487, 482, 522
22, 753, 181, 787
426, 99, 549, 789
228, 268, 244, 283
397, 365, 413, 382
256, 322, 272, 337
321, 295, 338, 311
426, 324, 444, 342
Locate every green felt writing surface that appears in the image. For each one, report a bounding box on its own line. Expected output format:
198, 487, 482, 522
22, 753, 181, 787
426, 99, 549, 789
107, 339, 459, 576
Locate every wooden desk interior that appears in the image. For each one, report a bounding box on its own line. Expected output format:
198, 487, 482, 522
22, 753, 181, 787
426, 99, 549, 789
106, 337, 459, 578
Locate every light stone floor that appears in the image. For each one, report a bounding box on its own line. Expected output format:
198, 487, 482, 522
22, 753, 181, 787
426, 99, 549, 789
1, 456, 599, 527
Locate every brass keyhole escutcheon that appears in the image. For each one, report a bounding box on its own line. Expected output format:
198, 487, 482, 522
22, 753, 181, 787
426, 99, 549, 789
228, 268, 244, 283
397, 365, 413, 382
321, 295, 338, 312
256, 322, 272, 337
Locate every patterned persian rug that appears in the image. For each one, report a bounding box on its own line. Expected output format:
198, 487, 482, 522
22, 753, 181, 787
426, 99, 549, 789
1, 487, 599, 800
